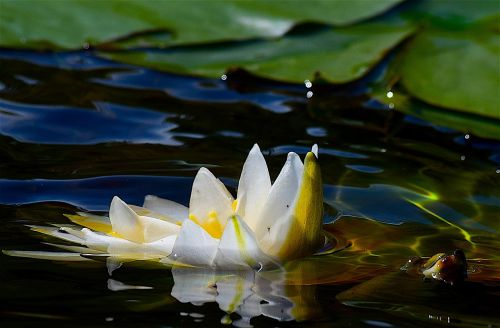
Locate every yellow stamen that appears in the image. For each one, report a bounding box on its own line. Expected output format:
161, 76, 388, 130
231, 199, 238, 212
189, 212, 224, 239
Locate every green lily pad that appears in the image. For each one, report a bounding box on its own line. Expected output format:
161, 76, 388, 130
0, 0, 403, 49
102, 24, 414, 84
375, 89, 500, 140
399, 29, 500, 119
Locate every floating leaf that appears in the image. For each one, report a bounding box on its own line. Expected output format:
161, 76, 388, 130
398, 29, 500, 119
103, 24, 414, 84
0, 0, 403, 49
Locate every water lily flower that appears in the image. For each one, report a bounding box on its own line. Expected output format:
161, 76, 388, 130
4, 144, 324, 270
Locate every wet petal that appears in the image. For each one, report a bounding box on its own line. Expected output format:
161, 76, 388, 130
144, 235, 177, 257
236, 144, 272, 232
139, 215, 180, 243
143, 195, 189, 222
189, 167, 234, 237
169, 220, 219, 267
214, 215, 273, 269
2, 250, 90, 261
109, 196, 144, 243
44, 242, 103, 254
65, 213, 112, 234
254, 152, 303, 253
28, 225, 86, 245
258, 152, 323, 261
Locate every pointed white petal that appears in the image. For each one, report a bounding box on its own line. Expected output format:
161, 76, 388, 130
2, 250, 90, 261
28, 225, 86, 245
311, 144, 318, 158
258, 152, 323, 261
214, 216, 273, 269
109, 196, 144, 243
143, 195, 189, 222
189, 167, 234, 230
236, 144, 272, 232
129, 205, 179, 225
139, 215, 180, 243
169, 220, 219, 267
171, 267, 217, 304
254, 153, 303, 249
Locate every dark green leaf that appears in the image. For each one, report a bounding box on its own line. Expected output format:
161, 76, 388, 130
102, 24, 414, 83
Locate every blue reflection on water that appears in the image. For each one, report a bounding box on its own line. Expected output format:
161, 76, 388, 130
0, 176, 192, 211
0, 99, 183, 145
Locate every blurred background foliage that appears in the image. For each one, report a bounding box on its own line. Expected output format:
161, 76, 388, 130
1, 0, 499, 128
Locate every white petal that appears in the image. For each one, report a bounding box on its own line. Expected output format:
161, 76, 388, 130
2, 250, 90, 261
189, 167, 234, 228
254, 153, 303, 250
143, 195, 189, 222
258, 152, 323, 261
109, 196, 144, 243
129, 205, 179, 225
171, 267, 217, 304
43, 242, 103, 254
144, 235, 177, 257
236, 144, 272, 232
311, 144, 318, 158
213, 215, 273, 269
107, 257, 123, 275
139, 215, 180, 243
28, 225, 86, 245
169, 220, 219, 267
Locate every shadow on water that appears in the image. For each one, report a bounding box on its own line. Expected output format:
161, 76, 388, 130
0, 50, 499, 327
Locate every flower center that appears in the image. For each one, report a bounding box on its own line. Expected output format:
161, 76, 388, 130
189, 211, 223, 239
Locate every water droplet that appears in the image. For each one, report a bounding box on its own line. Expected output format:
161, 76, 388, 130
304, 80, 312, 88
221, 74, 227, 81
105, 317, 114, 322
386, 91, 394, 98
464, 134, 470, 140
306, 91, 313, 98
460, 155, 466, 161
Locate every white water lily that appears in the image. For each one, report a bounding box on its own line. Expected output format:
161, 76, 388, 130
4, 144, 324, 269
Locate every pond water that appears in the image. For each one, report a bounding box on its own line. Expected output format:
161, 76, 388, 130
0, 50, 499, 327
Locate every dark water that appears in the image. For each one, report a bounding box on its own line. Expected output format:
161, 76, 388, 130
0, 50, 499, 327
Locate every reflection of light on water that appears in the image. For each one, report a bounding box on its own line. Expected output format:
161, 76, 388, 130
167, 267, 318, 327
304, 80, 312, 88
221, 74, 227, 81
306, 91, 313, 98
386, 91, 394, 98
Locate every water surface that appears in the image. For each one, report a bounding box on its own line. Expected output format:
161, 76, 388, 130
0, 50, 499, 327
